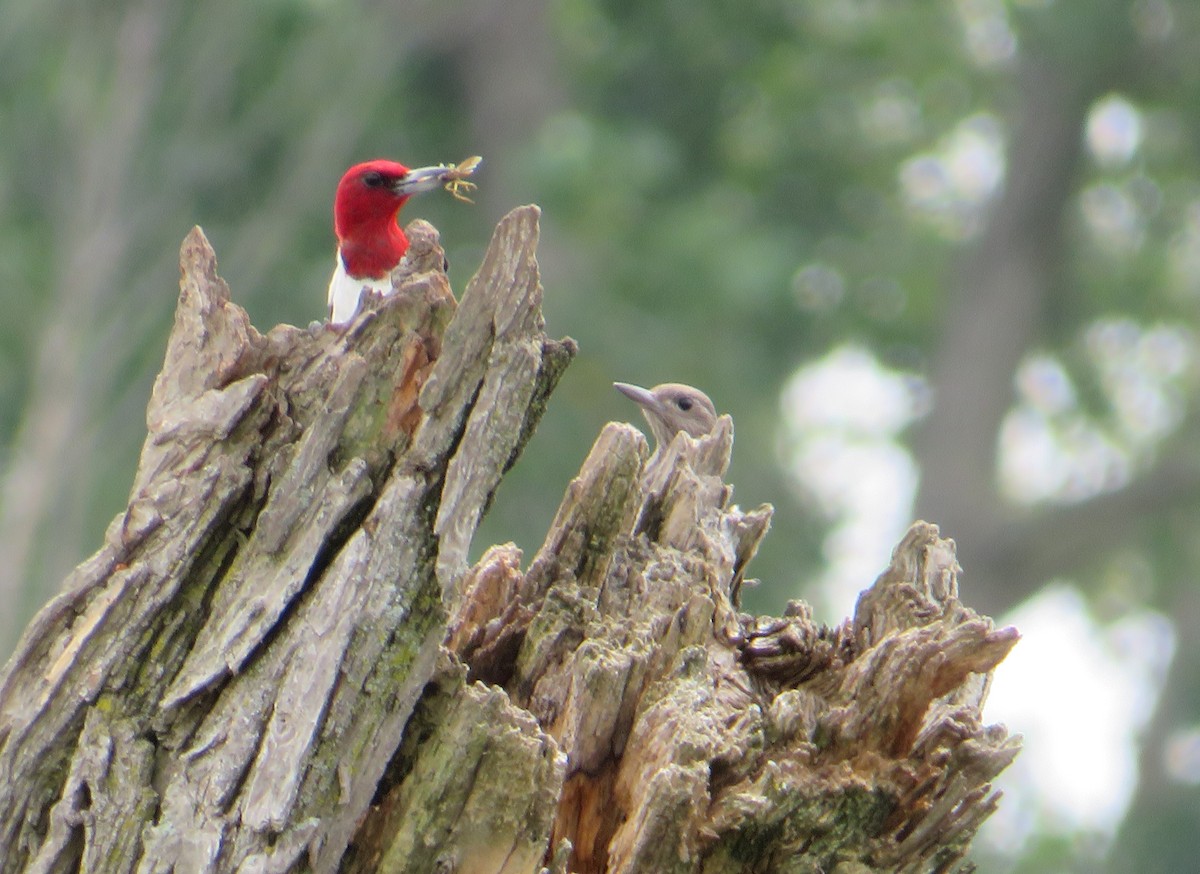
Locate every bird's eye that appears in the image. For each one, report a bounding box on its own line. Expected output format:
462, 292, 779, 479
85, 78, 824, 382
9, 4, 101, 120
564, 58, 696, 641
676, 397, 693, 411
361, 171, 386, 188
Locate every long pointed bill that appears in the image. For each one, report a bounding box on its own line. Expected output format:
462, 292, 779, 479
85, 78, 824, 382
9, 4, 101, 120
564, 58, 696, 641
391, 165, 451, 196
614, 382, 659, 412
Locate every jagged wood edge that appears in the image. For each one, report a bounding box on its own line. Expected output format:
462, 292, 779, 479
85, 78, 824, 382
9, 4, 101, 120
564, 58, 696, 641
424, 423, 1021, 874
0, 205, 574, 874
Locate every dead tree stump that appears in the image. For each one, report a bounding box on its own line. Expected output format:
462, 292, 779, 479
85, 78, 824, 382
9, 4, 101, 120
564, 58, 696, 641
0, 206, 1019, 874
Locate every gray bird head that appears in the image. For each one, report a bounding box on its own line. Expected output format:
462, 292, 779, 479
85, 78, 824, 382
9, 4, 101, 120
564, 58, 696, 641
613, 382, 718, 450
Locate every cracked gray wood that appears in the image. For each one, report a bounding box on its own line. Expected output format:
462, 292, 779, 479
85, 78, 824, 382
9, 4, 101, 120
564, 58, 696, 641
0, 206, 572, 874
0, 204, 1018, 874
443, 426, 1020, 873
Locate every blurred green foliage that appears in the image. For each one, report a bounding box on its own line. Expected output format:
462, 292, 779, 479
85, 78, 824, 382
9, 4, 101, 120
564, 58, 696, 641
3, 0, 1200, 870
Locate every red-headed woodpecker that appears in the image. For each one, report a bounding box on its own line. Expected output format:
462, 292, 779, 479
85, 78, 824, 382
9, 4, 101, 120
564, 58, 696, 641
327, 157, 479, 324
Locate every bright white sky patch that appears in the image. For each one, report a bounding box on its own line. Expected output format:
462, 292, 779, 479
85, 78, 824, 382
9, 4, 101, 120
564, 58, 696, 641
781, 345, 921, 435
1015, 354, 1076, 414
779, 345, 924, 616
999, 405, 1132, 504
983, 587, 1174, 845
900, 113, 1005, 239
1086, 319, 1193, 444
1000, 323, 1195, 504
1087, 94, 1143, 167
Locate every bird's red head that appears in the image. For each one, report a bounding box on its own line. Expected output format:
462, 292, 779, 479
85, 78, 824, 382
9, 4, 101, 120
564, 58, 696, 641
333, 159, 447, 279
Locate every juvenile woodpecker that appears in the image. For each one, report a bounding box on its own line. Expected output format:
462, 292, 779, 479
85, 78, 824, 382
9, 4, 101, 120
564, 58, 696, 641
327, 159, 467, 324
613, 382, 718, 453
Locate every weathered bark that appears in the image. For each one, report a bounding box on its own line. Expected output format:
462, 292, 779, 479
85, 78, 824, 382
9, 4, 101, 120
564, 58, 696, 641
0, 206, 1018, 873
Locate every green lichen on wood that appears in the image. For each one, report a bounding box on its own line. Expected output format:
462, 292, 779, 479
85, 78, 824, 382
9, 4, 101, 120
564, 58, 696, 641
704, 785, 894, 873
513, 582, 593, 696
0, 208, 572, 872
330, 334, 431, 475
348, 667, 563, 874
0, 206, 1017, 873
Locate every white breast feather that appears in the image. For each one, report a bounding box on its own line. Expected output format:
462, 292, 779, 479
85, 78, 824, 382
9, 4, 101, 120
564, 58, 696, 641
327, 257, 393, 325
